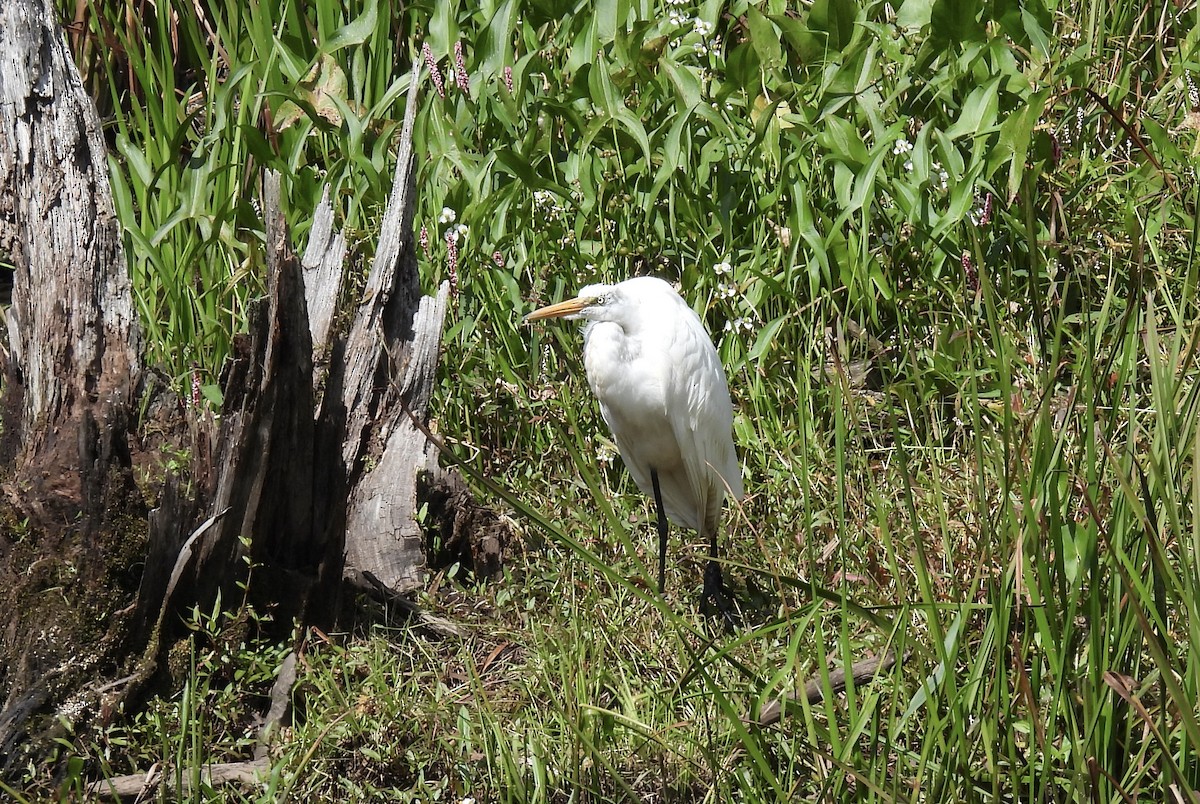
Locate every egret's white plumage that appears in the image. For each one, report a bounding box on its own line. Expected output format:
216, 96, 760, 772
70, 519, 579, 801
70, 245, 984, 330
525, 276, 742, 602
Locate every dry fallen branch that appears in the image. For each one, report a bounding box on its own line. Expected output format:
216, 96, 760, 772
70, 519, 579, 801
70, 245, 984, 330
757, 648, 907, 727
87, 758, 270, 800
352, 570, 466, 639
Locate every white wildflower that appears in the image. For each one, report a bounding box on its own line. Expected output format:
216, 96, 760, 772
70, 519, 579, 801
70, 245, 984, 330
439, 207, 456, 224
533, 189, 565, 217
932, 161, 949, 190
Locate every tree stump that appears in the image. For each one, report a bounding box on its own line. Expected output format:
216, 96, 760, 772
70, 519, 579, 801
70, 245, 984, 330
0, 0, 508, 781
0, 0, 147, 770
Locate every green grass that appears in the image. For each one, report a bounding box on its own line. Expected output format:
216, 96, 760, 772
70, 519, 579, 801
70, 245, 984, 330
30, 0, 1200, 799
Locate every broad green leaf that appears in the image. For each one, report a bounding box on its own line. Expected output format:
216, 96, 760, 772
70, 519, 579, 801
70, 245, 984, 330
896, 0, 935, 30
613, 108, 652, 165
1021, 8, 1051, 58
772, 13, 822, 64
480, 0, 519, 77
818, 115, 868, 166
596, 0, 630, 44
945, 78, 1000, 140
321, 0, 378, 53
660, 57, 702, 111
930, 0, 984, 45
427, 0, 457, 56
749, 316, 788, 361
843, 146, 889, 218
746, 6, 783, 67
116, 133, 154, 190
993, 89, 1048, 198
809, 0, 860, 52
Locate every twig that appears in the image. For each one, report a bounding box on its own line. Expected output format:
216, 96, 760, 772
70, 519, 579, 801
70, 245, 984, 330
89, 508, 231, 702
255, 650, 298, 759
756, 649, 907, 727
349, 569, 465, 639
87, 758, 269, 799
91, 646, 298, 799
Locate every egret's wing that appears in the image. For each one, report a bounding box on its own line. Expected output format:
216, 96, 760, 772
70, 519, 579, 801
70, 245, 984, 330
668, 308, 743, 532
585, 321, 673, 513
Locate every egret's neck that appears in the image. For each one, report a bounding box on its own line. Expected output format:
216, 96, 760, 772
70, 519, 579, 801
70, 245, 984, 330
582, 320, 637, 388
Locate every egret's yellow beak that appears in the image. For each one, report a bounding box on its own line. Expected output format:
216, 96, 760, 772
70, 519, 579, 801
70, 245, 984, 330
523, 296, 593, 323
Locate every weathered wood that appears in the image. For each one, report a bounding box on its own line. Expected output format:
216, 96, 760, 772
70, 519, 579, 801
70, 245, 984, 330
756, 649, 905, 727
88, 758, 270, 799
255, 650, 299, 757
301, 184, 347, 362
324, 60, 424, 475
0, 0, 146, 773
183, 171, 336, 634
315, 60, 457, 593
343, 285, 449, 591
129, 473, 201, 648
0, 11, 510, 784
418, 465, 508, 579
0, 0, 141, 480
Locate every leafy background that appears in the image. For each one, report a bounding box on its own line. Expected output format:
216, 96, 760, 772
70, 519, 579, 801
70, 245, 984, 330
23, 0, 1200, 798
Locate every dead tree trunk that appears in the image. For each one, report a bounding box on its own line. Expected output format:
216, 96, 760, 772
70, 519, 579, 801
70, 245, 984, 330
0, 2, 142, 475
0, 0, 508, 780
0, 0, 147, 770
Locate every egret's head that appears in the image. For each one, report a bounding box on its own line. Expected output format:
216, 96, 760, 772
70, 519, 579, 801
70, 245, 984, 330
523, 277, 677, 325
523, 283, 616, 323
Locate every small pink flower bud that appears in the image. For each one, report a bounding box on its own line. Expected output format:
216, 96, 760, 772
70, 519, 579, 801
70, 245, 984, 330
445, 229, 459, 299
454, 41, 469, 94
422, 42, 445, 99
962, 251, 978, 292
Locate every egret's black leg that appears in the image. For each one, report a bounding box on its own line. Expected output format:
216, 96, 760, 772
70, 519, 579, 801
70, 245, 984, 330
703, 530, 738, 630
650, 468, 668, 593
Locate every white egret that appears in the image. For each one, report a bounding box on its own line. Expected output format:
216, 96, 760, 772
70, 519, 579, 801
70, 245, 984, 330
524, 276, 743, 613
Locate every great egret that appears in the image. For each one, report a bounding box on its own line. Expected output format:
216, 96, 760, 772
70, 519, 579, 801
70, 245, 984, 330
524, 276, 743, 613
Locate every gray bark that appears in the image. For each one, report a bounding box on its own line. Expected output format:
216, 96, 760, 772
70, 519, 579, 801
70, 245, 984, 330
315, 60, 451, 593
0, 0, 141, 489
0, 3, 507, 782
301, 184, 346, 363
0, 0, 145, 772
